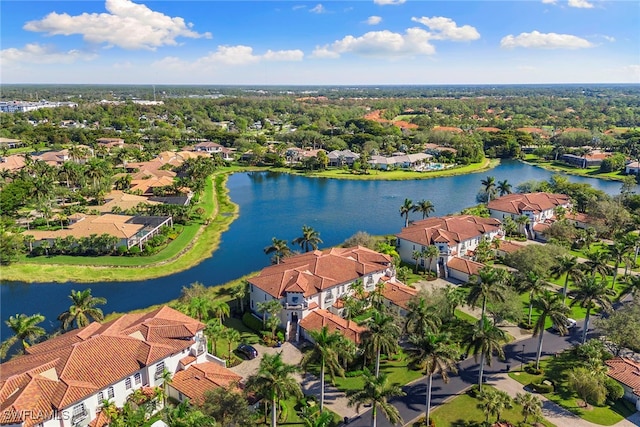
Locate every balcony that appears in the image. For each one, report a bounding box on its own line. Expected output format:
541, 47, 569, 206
284, 301, 308, 310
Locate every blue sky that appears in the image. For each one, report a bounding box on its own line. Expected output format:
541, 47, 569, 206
1, 0, 638, 85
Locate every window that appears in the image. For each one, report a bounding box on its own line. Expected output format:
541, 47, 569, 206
97, 391, 104, 402
107, 386, 114, 399
71, 403, 87, 423
125, 378, 132, 390
155, 362, 165, 379
178, 392, 184, 401
134, 373, 141, 385
291, 296, 299, 303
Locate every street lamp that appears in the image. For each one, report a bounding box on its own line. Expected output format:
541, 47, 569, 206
521, 344, 526, 372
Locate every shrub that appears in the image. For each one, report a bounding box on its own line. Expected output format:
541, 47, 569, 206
345, 369, 364, 378
604, 377, 624, 401
525, 365, 543, 375
128, 246, 141, 256
530, 381, 554, 394
242, 312, 263, 332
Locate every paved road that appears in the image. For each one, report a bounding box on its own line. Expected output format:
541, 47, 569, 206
346, 320, 593, 427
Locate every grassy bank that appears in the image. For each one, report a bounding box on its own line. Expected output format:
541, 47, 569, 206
522, 157, 629, 183
2, 172, 238, 283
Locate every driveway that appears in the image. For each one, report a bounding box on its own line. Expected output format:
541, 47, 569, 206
229, 342, 302, 380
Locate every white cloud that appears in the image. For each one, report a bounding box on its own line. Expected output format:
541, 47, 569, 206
500, 31, 594, 49
312, 28, 436, 58
310, 4, 326, 14
411, 16, 480, 41
263, 49, 304, 61
373, 0, 406, 5
154, 45, 304, 69
0, 43, 97, 66
292, 5, 307, 10
204, 45, 261, 66
367, 16, 383, 25
23, 0, 211, 50
602, 35, 615, 42
568, 0, 594, 8
542, 0, 557, 4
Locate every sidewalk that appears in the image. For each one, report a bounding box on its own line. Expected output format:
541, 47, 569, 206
487, 373, 640, 427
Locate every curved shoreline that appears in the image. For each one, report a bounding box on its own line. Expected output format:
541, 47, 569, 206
521, 159, 629, 183
0, 159, 498, 284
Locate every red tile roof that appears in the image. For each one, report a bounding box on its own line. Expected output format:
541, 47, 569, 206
488, 192, 570, 216
248, 246, 392, 299
606, 357, 640, 397
496, 240, 524, 254
170, 363, 242, 406
299, 309, 366, 344
447, 257, 484, 276
396, 215, 501, 247
380, 281, 418, 310
0, 306, 204, 426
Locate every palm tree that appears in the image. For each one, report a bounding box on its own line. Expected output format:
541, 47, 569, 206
414, 199, 435, 219
479, 388, 512, 423
264, 238, 292, 265
532, 291, 571, 369
245, 352, 302, 427
187, 296, 212, 321
361, 311, 401, 377
551, 255, 583, 304
399, 198, 415, 228
404, 296, 441, 336
621, 275, 640, 300
518, 271, 549, 326
407, 332, 458, 425
481, 176, 496, 202
571, 276, 614, 344
301, 326, 345, 411
57, 289, 107, 330
411, 250, 422, 273
299, 407, 334, 427
421, 245, 440, 275
584, 251, 612, 281
257, 299, 282, 330
497, 179, 512, 196
231, 281, 248, 313
205, 320, 225, 356
515, 392, 543, 424
222, 328, 241, 360
607, 242, 628, 289
515, 215, 530, 237
292, 225, 323, 252
465, 319, 507, 391
0, 313, 46, 359
159, 369, 173, 408
210, 300, 230, 322
346, 370, 405, 427
466, 266, 508, 329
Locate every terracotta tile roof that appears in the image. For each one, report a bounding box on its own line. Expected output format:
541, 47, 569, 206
180, 355, 197, 366
88, 409, 110, 427
496, 240, 524, 254
299, 309, 366, 344
565, 212, 592, 223
94, 190, 161, 214
432, 126, 464, 133
476, 127, 502, 133
380, 281, 418, 310
447, 257, 484, 276
25, 214, 146, 241
488, 192, 571, 216
606, 357, 640, 396
396, 215, 501, 247
0, 154, 26, 172
248, 246, 392, 299
0, 306, 204, 425
170, 363, 242, 406
533, 222, 551, 232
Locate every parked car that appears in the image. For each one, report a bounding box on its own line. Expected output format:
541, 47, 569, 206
237, 343, 258, 360
551, 318, 577, 332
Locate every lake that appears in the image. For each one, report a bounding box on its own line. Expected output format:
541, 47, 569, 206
0, 160, 632, 339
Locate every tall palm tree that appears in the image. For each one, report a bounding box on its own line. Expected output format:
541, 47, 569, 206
411, 250, 422, 273
414, 199, 435, 219
301, 326, 345, 411
245, 352, 302, 427
515, 215, 530, 237
0, 313, 46, 359
57, 289, 107, 330
466, 266, 508, 329
550, 255, 583, 304
187, 296, 212, 321
222, 327, 241, 360
210, 300, 230, 322
404, 296, 441, 336
607, 242, 628, 289
346, 370, 405, 427
361, 311, 401, 377
621, 274, 640, 300
584, 251, 612, 281
205, 320, 225, 356
292, 225, 323, 253
257, 299, 283, 329
518, 271, 548, 326
264, 238, 292, 265
465, 319, 507, 391
231, 281, 248, 313
532, 291, 571, 369
497, 180, 512, 196
399, 198, 415, 228
421, 245, 440, 275
481, 176, 496, 202
407, 332, 458, 426
571, 276, 614, 344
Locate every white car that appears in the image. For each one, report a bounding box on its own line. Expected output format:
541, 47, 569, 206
552, 318, 577, 332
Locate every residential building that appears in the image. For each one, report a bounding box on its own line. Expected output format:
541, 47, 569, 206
625, 161, 640, 175
487, 192, 571, 240
395, 215, 501, 277
560, 152, 611, 168
0, 155, 26, 173
327, 150, 360, 167
96, 138, 125, 150
378, 281, 418, 316
168, 363, 242, 406
368, 153, 432, 170
248, 246, 396, 341
605, 357, 640, 410
0, 138, 24, 149
299, 309, 366, 344
193, 141, 223, 153
0, 306, 213, 427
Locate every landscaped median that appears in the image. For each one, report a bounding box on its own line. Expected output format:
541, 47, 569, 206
2, 171, 238, 283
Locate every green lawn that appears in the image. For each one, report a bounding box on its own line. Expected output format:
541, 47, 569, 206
508, 354, 636, 425
523, 157, 628, 182
429, 386, 556, 427
254, 396, 342, 426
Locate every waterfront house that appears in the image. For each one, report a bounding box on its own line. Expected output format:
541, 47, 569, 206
625, 161, 640, 175
248, 246, 396, 341
299, 309, 366, 344
327, 150, 360, 167
167, 362, 242, 406
193, 141, 223, 153
560, 152, 611, 168
605, 357, 640, 410
0, 306, 236, 427
395, 215, 501, 277
378, 281, 419, 316
487, 192, 571, 240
